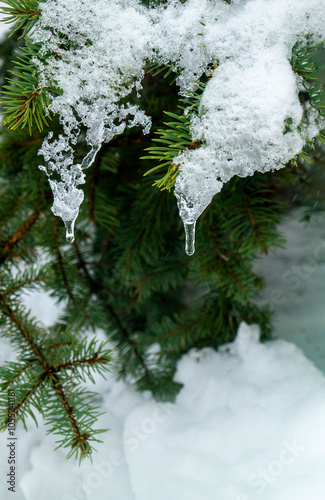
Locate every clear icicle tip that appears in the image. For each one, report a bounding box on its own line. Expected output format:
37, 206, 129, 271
66, 233, 75, 243
64, 220, 75, 243
184, 221, 196, 256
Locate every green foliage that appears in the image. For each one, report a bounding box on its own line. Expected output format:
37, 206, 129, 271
291, 38, 325, 165
1, 41, 58, 133
0, 1, 325, 464
0, 265, 112, 463
0, 2, 60, 133
292, 38, 325, 115
142, 82, 205, 190
0, 0, 42, 37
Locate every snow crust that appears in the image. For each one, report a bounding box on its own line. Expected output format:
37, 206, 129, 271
4, 321, 325, 500
30, 0, 325, 242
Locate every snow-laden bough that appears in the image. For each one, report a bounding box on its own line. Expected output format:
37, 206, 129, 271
30, 0, 325, 252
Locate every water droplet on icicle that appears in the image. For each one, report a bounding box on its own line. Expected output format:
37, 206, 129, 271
184, 221, 196, 256
64, 220, 75, 243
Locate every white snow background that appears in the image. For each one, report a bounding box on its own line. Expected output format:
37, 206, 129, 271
1, 209, 325, 500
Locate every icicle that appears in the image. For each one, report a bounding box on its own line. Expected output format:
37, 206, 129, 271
175, 191, 198, 256
64, 220, 75, 243
175, 191, 200, 256
62, 145, 99, 243
81, 144, 101, 169
44, 143, 101, 245
184, 221, 196, 256
175, 167, 222, 256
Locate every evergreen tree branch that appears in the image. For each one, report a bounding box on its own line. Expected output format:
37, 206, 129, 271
75, 248, 155, 386
0, 297, 49, 370
1, 42, 53, 133
142, 83, 206, 190
0, 208, 40, 264
52, 354, 107, 373
46, 341, 72, 350
242, 197, 268, 255
73, 239, 137, 303
5, 376, 45, 427
0, 294, 112, 460
88, 153, 102, 224
0, 0, 42, 37
0, 359, 36, 391
49, 378, 94, 460
3, 274, 45, 296
103, 300, 154, 385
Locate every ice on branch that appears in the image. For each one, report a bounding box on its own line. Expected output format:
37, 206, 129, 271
29, 0, 325, 247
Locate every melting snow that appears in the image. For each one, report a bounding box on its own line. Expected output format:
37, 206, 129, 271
28, 0, 325, 246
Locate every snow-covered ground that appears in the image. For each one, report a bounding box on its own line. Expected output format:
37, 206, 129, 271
1, 209, 325, 500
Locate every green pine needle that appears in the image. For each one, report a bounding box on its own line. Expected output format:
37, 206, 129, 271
290, 38, 325, 165
142, 83, 206, 191
1, 42, 60, 133
0, 0, 43, 38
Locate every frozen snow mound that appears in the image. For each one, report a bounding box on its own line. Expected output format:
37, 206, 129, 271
125, 322, 325, 500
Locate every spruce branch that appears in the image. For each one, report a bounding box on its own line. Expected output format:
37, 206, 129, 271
1, 41, 58, 133
242, 196, 269, 255
142, 82, 206, 190
1, 265, 47, 297
147, 61, 181, 85
0, 294, 112, 462
0, 208, 40, 264
0, 0, 42, 37
70, 242, 154, 385
290, 38, 325, 165
0, 296, 49, 368
3, 275, 44, 295
292, 38, 325, 115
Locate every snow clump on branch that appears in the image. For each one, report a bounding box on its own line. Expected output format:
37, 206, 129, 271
31, 0, 325, 248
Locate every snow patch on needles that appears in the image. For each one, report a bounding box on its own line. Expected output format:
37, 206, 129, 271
31, 0, 325, 245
